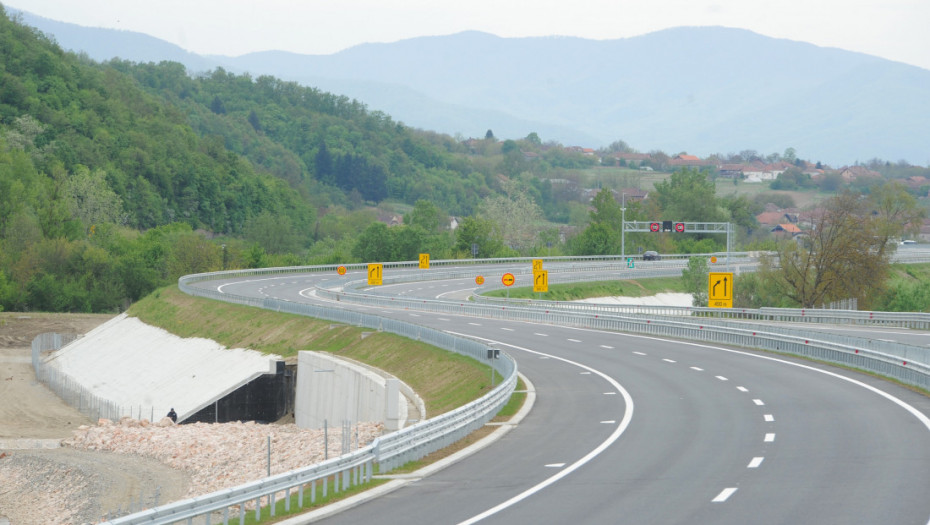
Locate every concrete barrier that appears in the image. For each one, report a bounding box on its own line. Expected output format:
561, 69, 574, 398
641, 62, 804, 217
296, 351, 414, 431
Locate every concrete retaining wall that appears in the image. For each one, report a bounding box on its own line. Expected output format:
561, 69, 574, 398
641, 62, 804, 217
296, 351, 410, 431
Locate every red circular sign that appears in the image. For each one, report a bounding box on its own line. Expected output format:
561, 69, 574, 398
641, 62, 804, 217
502, 273, 515, 287
650, 222, 660, 232
337, 265, 347, 275
476, 275, 485, 285
675, 222, 685, 232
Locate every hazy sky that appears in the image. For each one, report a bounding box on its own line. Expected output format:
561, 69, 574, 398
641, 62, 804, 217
6, 0, 930, 71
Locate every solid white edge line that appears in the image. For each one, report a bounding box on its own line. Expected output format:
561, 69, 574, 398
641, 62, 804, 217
447, 333, 634, 525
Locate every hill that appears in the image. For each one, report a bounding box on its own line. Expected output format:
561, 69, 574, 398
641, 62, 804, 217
12, 7, 930, 166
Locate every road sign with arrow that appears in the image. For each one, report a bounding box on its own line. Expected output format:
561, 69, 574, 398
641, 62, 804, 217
708, 272, 733, 308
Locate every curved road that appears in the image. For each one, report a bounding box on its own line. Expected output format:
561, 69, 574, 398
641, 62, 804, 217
198, 270, 930, 525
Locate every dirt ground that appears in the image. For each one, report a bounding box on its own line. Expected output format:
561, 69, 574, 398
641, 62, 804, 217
0, 313, 191, 524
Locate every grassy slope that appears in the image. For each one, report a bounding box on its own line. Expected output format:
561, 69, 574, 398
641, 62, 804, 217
128, 286, 496, 415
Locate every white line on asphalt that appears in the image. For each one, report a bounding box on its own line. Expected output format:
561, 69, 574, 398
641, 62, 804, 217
764, 414, 775, 422
764, 433, 776, 442
580, 371, 592, 375
600, 345, 614, 349
712, 488, 738, 502
690, 367, 704, 371
753, 399, 765, 406
468, 322, 481, 326
663, 358, 676, 363
501, 327, 514, 331
716, 376, 728, 381
604, 392, 617, 395
737, 386, 749, 392
601, 420, 616, 424
534, 333, 549, 337
450, 334, 634, 525
568, 338, 582, 343
545, 463, 566, 468
633, 351, 647, 356
748, 457, 764, 468
438, 318, 450, 322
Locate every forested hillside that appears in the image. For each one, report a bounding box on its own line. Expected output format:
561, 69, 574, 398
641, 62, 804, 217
0, 7, 495, 312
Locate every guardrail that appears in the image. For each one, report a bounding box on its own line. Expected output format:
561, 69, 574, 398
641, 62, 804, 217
98, 270, 518, 524
319, 271, 930, 392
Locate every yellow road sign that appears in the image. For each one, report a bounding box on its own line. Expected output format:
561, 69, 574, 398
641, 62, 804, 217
533, 270, 548, 293
419, 253, 430, 269
533, 259, 543, 271
708, 272, 733, 308
337, 265, 347, 275
502, 273, 515, 287
368, 263, 383, 286
476, 275, 485, 285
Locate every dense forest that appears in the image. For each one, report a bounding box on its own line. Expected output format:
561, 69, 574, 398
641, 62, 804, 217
2, 7, 928, 313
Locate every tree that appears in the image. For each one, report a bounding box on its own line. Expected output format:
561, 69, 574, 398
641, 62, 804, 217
454, 216, 503, 258
652, 168, 725, 222
867, 180, 926, 255
485, 129, 495, 140
404, 200, 444, 233
773, 192, 889, 308
65, 167, 125, 234
680, 256, 708, 306
477, 182, 543, 254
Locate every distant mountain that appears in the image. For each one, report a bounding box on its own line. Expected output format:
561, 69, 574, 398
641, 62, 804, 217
12, 7, 930, 166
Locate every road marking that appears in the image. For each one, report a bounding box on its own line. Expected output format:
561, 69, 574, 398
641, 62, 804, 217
764, 433, 776, 442
534, 333, 549, 337
764, 414, 775, 422
753, 399, 765, 406
501, 327, 514, 331
716, 376, 728, 381
748, 457, 764, 468
663, 358, 677, 363
568, 338, 582, 343
604, 392, 617, 395
451, 333, 634, 525
438, 318, 450, 321
737, 386, 748, 392
600, 345, 614, 349
580, 371, 592, 375
712, 488, 738, 502
601, 420, 616, 424
409, 313, 421, 317
545, 463, 566, 468
690, 367, 704, 371
633, 351, 647, 356
468, 322, 482, 326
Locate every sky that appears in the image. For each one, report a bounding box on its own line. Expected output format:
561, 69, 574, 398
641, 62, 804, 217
5, 0, 930, 71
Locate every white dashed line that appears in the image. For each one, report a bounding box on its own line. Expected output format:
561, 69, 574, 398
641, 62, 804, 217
633, 351, 647, 356
716, 376, 728, 381
568, 339, 582, 343
712, 488, 738, 502
501, 327, 514, 332
580, 371, 592, 375
748, 457, 764, 468
764, 433, 776, 442
546, 463, 566, 468
468, 323, 482, 326
604, 392, 617, 395
534, 333, 549, 337
601, 420, 616, 424
690, 367, 704, 371
600, 345, 614, 349
764, 414, 775, 422
753, 399, 765, 406
737, 386, 749, 392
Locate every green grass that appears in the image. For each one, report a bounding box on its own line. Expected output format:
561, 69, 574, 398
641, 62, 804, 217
485, 277, 686, 301
240, 477, 390, 524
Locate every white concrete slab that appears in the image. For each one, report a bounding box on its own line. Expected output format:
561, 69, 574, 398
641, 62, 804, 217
44, 314, 279, 422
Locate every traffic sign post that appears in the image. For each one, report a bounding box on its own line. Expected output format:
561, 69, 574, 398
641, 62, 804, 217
419, 253, 430, 269
532, 259, 543, 272
502, 272, 515, 299
337, 265, 347, 276
367, 263, 383, 286
708, 271, 733, 308
475, 275, 485, 285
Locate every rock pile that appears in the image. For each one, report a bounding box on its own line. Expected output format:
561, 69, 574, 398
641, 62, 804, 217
63, 417, 385, 499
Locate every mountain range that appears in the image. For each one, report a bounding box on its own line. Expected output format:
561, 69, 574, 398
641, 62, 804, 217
12, 7, 930, 167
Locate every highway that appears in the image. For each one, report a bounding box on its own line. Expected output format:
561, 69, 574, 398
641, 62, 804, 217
196, 268, 930, 525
